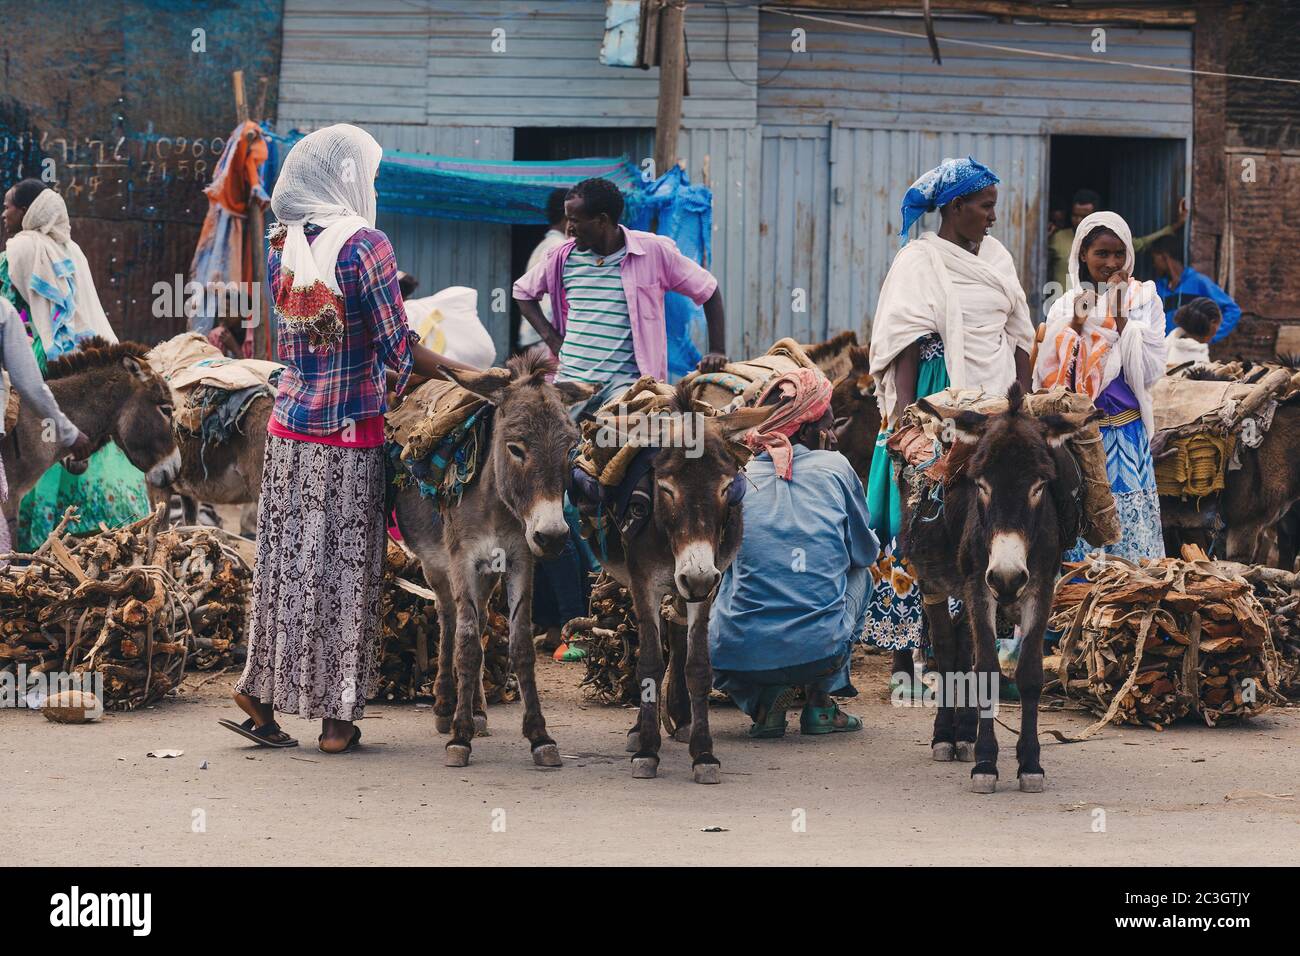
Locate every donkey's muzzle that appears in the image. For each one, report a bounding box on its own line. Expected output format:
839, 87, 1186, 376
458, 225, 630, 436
985, 567, 1028, 605
674, 541, 720, 601
529, 528, 568, 558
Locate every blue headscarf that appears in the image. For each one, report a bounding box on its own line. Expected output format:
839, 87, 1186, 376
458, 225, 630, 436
898, 156, 1000, 243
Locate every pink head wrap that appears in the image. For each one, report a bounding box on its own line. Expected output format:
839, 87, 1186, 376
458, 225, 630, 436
742, 367, 834, 480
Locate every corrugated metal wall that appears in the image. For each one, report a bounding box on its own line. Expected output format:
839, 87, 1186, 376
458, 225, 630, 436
756, 11, 1189, 339
422, 0, 757, 127
757, 12, 1193, 139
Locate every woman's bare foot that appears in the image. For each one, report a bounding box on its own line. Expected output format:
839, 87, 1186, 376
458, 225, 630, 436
318, 717, 358, 754
233, 691, 275, 727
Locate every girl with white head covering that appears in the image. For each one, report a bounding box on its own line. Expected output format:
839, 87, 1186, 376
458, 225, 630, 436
0, 180, 150, 548
1034, 210, 1167, 564
862, 157, 1036, 690
227, 124, 473, 753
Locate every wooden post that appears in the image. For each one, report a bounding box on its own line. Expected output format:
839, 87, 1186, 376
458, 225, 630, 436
653, 1, 685, 179
232, 70, 247, 124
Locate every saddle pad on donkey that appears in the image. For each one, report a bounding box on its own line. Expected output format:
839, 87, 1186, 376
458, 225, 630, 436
1151, 377, 1261, 437
897, 385, 1118, 548
680, 337, 819, 410
385, 377, 491, 503
574, 375, 698, 488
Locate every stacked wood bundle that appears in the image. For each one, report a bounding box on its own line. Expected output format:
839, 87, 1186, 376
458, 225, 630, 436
1045, 552, 1283, 730
0, 506, 252, 710
371, 544, 516, 704
573, 573, 642, 705
1203, 557, 1300, 696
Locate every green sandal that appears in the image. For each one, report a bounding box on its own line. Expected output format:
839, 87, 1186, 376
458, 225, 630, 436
747, 685, 800, 738
800, 703, 863, 735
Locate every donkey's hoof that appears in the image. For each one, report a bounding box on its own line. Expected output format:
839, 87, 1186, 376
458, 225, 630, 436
1019, 772, 1046, 793
532, 743, 562, 768
970, 773, 998, 794
625, 731, 641, 753
434, 714, 452, 735
672, 724, 692, 743
444, 744, 471, 768
932, 742, 955, 762
473, 712, 490, 736
692, 761, 721, 785
630, 755, 659, 779
955, 740, 976, 762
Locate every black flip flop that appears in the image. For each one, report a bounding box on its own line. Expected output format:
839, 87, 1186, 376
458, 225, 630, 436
317, 726, 362, 755
218, 717, 299, 748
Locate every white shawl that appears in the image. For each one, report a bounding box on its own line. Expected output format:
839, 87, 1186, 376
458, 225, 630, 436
270, 124, 381, 298
1033, 211, 1167, 435
869, 232, 1034, 420
4, 189, 116, 354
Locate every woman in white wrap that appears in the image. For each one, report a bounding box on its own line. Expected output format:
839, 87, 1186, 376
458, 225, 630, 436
863, 158, 1036, 690
1034, 211, 1166, 563
224, 125, 472, 753
1, 180, 150, 548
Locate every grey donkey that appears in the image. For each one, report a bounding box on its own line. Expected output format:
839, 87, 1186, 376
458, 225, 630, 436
393, 352, 593, 769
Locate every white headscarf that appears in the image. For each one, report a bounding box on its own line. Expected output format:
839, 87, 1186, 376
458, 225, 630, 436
1035, 211, 1167, 434
270, 124, 383, 346
4, 188, 116, 356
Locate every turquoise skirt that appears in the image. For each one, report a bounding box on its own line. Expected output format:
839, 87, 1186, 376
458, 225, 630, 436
860, 351, 949, 651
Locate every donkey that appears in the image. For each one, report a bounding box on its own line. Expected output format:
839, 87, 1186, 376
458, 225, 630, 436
2, 340, 180, 533
166, 392, 272, 533
829, 344, 880, 487
394, 353, 594, 769
905, 383, 1096, 793
586, 386, 771, 784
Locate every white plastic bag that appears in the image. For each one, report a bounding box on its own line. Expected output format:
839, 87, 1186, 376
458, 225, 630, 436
404, 286, 496, 370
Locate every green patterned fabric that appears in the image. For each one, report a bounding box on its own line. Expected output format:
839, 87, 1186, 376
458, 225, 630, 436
865, 351, 950, 540
17, 444, 152, 550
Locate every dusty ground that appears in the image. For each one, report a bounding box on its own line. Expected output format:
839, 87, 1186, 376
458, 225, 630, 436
4, 651, 1297, 866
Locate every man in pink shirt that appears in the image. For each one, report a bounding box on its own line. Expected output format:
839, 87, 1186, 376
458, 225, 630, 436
513, 177, 728, 400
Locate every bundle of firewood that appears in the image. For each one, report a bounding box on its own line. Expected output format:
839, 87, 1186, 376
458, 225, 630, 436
573, 572, 642, 705
0, 505, 252, 710
1209, 559, 1300, 696
371, 544, 516, 704
1045, 551, 1283, 730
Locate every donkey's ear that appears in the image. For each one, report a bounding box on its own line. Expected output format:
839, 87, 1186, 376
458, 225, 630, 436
917, 397, 989, 445
441, 365, 513, 403
552, 380, 597, 407
1038, 409, 1102, 448
715, 404, 776, 442
122, 355, 153, 384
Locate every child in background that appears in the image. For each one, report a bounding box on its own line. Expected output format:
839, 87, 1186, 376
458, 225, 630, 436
1166, 298, 1221, 367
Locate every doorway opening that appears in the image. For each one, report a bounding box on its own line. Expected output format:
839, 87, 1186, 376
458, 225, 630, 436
1048, 134, 1186, 284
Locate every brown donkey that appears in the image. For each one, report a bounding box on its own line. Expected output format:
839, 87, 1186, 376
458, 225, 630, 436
584, 386, 771, 783
3, 339, 180, 532
905, 384, 1095, 793
394, 353, 593, 769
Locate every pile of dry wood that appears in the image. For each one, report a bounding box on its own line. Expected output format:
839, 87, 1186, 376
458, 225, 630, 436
0, 505, 252, 710
571, 572, 643, 705
1213, 559, 1300, 696
1045, 550, 1283, 729
371, 544, 516, 704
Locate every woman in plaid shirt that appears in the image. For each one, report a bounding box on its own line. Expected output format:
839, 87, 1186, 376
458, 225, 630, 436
224, 125, 473, 754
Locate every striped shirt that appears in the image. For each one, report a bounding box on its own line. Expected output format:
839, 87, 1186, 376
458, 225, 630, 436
557, 246, 639, 385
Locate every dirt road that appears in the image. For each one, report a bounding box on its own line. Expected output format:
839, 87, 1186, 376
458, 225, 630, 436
4, 655, 1297, 866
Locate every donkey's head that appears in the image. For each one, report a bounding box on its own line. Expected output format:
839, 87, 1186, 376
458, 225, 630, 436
444, 354, 594, 559
916, 383, 1096, 606
45, 339, 180, 487
651, 386, 773, 601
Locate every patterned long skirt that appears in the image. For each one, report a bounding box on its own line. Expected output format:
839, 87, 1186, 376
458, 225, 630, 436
1065, 416, 1165, 565
234, 436, 387, 721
